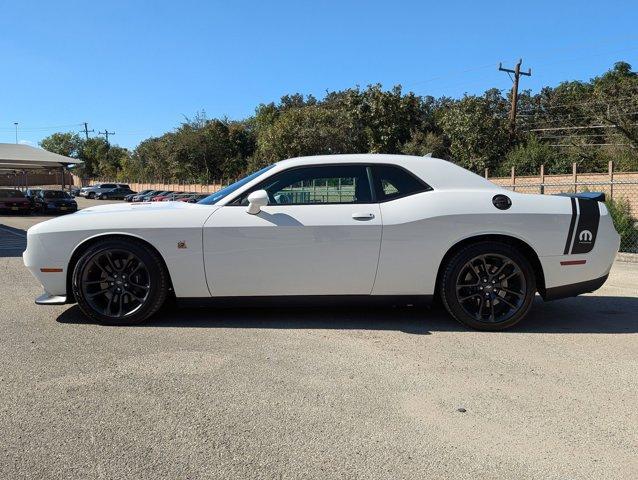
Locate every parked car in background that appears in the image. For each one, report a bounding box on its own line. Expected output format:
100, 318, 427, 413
136, 190, 169, 202
185, 194, 208, 203
151, 191, 181, 202
31, 190, 78, 214
96, 187, 137, 200
130, 190, 157, 202
25, 189, 43, 210
125, 189, 153, 202
161, 192, 194, 201
79, 183, 130, 199
0, 189, 31, 214
68, 187, 81, 197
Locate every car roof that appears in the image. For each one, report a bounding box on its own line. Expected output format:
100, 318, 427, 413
272, 154, 497, 191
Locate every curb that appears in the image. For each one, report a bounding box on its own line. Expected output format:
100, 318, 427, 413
617, 252, 638, 263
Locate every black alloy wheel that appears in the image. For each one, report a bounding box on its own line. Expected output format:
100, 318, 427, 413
73, 238, 169, 325
441, 242, 536, 331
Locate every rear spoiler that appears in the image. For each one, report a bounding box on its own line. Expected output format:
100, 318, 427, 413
555, 192, 605, 202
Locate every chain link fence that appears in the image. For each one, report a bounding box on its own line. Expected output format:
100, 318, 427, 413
498, 180, 638, 253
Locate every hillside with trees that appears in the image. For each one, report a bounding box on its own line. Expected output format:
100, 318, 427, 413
41, 62, 638, 182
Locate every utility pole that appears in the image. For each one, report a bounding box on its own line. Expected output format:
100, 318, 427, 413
80, 122, 94, 140
98, 130, 115, 145
98, 130, 115, 163
499, 59, 532, 140
13, 122, 18, 144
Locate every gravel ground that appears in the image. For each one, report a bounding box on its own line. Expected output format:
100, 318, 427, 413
0, 204, 637, 479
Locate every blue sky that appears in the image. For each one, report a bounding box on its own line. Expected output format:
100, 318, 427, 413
1, 0, 636, 149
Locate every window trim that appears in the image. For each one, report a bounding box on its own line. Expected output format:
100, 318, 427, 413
369, 164, 433, 203
228, 163, 377, 206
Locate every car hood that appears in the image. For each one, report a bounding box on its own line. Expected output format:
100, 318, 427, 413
78, 201, 207, 214
28, 201, 219, 235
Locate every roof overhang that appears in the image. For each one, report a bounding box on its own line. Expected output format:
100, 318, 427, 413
0, 143, 83, 169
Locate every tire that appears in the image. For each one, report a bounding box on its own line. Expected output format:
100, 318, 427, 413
72, 238, 169, 325
88, 192, 95, 199
440, 241, 536, 331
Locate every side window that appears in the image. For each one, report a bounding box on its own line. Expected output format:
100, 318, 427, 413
372, 165, 431, 201
103, 184, 117, 189
236, 165, 373, 205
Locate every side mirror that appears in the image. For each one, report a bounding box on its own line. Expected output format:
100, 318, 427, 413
246, 190, 269, 215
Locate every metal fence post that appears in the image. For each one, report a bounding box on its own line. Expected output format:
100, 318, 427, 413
511, 167, 516, 192
609, 161, 614, 200
572, 163, 577, 193
540, 164, 545, 195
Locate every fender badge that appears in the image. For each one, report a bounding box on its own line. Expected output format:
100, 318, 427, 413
177, 241, 187, 249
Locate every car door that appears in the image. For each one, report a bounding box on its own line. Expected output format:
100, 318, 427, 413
203, 164, 382, 297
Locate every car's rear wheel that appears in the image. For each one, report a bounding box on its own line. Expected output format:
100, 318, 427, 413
440, 241, 536, 331
72, 238, 169, 325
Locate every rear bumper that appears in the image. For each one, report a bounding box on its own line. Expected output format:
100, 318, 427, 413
543, 274, 609, 301
0, 206, 31, 213
46, 205, 77, 212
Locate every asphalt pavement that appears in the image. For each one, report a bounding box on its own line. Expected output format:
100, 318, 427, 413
0, 200, 637, 479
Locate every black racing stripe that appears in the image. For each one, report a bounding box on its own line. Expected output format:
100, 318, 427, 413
571, 198, 600, 254
564, 197, 577, 254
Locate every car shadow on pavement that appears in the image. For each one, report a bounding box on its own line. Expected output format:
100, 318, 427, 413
56, 295, 638, 334
0, 224, 27, 258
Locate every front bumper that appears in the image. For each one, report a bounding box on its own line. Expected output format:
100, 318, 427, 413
35, 293, 68, 305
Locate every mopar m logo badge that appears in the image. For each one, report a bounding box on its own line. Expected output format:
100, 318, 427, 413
177, 241, 187, 249
579, 230, 593, 242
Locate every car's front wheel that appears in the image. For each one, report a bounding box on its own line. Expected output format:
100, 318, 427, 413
87, 192, 95, 199
72, 238, 169, 325
440, 241, 536, 331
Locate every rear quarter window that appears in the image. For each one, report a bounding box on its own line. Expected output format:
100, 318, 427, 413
371, 165, 431, 201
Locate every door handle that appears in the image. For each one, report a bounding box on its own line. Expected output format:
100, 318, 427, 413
352, 212, 375, 220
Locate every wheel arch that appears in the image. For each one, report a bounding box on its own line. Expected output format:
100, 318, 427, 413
65, 233, 174, 303
434, 234, 546, 298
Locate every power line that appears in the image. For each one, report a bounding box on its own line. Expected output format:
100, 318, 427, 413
536, 133, 627, 139
499, 59, 532, 140
547, 143, 634, 147
518, 94, 638, 114
517, 111, 638, 128
404, 63, 495, 88
0, 122, 84, 132
527, 123, 638, 132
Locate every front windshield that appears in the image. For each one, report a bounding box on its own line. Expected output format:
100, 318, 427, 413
0, 189, 24, 198
43, 191, 71, 199
198, 164, 275, 205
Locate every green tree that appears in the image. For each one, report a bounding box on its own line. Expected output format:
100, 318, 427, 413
606, 196, 638, 252
39, 132, 83, 158
255, 105, 357, 166
501, 135, 570, 175
439, 90, 509, 172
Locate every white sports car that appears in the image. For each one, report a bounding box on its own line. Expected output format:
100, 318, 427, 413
23, 154, 620, 330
